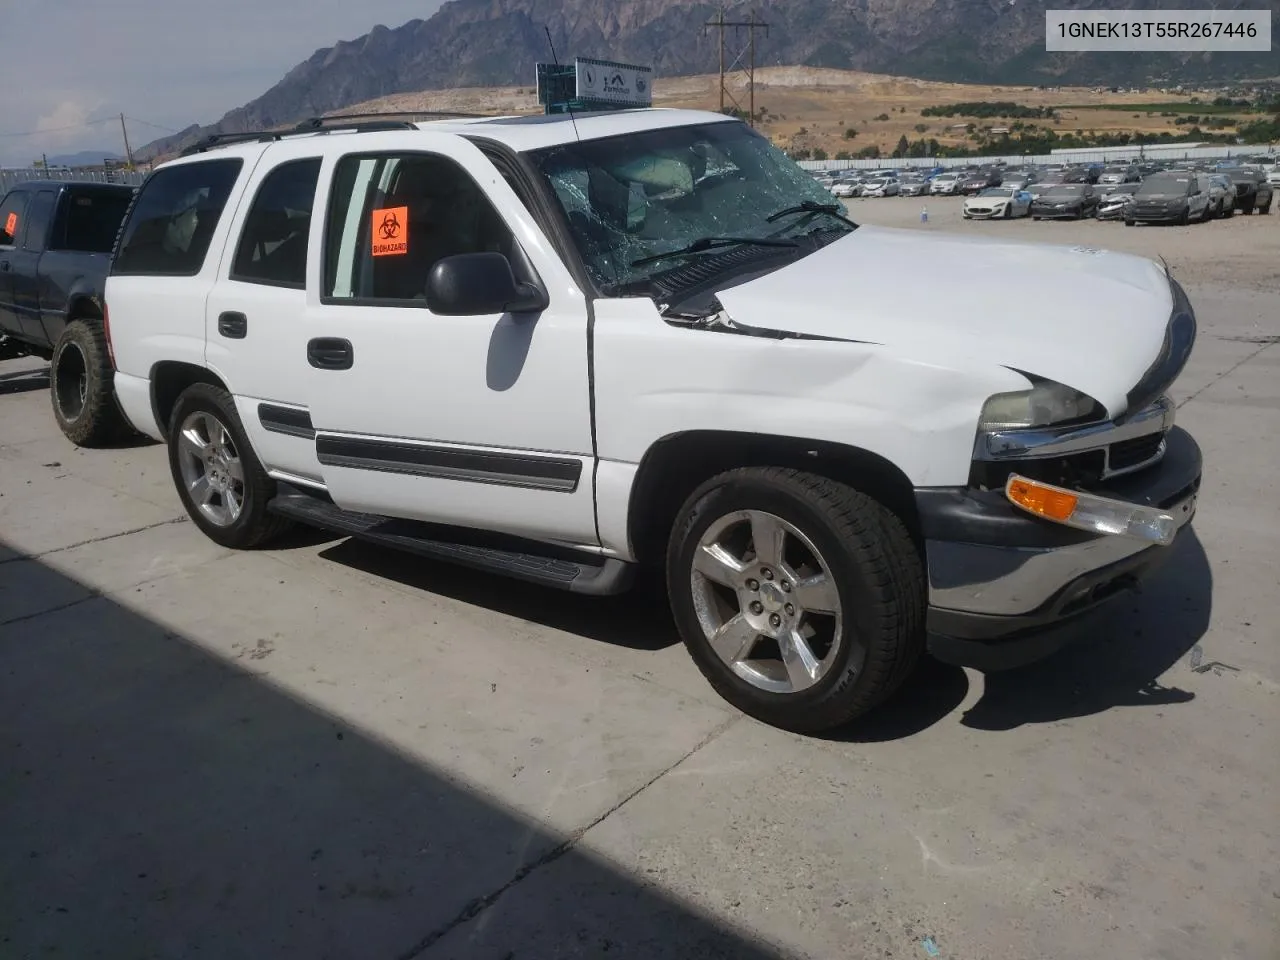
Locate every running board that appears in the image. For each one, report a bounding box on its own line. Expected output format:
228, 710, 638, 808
267, 485, 634, 596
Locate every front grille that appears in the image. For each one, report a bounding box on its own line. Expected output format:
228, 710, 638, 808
1108, 433, 1163, 471
970, 450, 1105, 492
970, 430, 1168, 491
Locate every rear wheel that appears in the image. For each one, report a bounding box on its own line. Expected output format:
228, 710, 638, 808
167, 383, 292, 549
1261, 198, 1273, 214
666, 467, 925, 733
1242, 203, 1254, 215
50, 319, 129, 447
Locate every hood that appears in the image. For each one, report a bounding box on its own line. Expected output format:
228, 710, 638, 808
713, 226, 1174, 417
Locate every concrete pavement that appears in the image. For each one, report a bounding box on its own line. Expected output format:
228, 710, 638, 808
1, 283, 1276, 959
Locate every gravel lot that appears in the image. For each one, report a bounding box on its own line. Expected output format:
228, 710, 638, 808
1, 206, 1277, 959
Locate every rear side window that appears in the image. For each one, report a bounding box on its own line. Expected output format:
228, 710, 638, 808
20, 191, 57, 250
231, 158, 321, 288
57, 189, 134, 253
0, 191, 28, 246
113, 159, 242, 276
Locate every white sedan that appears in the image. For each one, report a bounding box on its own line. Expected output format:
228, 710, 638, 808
831, 179, 863, 198
963, 186, 1033, 220
862, 177, 900, 197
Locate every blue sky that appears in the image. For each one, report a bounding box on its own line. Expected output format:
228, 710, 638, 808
0, 0, 446, 165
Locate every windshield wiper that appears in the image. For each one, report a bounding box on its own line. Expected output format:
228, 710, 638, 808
631, 235, 797, 268
766, 200, 857, 228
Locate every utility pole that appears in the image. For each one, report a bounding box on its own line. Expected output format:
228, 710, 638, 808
119, 113, 134, 170
704, 5, 769, 127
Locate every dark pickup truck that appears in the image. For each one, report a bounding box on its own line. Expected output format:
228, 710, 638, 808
1221, 167, 1274, 215
0, 179, 135, 444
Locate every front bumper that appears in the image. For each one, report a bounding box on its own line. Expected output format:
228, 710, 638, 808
1130, 206, 1189, 222
1031, 206, 1082, 218
917, 427, 1201, 670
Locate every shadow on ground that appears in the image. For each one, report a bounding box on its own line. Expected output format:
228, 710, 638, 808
321, 538, 681, 652
961, 527, 1212, 730
0, 364, 49, 396
0, 542, 785, 960
319, 525, 1212, 741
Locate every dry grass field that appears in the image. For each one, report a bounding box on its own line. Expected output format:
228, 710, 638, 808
333, 66, 1243, 156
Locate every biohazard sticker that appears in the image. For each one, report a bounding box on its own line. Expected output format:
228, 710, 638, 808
371, 206, 408, 257
3, 212, 16, 238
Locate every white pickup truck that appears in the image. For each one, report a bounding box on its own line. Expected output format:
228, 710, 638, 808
100, 109, 1201, 732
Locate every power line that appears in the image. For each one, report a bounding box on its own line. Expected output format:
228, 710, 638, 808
0, 116, 116, 138
125, 116, 183, 133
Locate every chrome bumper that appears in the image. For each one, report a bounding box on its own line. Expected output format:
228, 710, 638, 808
926, 480, 1197, 619
918, 426, 1201, 663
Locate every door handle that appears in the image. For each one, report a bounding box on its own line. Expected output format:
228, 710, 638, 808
217, 311, 247, 339
307, 337, 353, 370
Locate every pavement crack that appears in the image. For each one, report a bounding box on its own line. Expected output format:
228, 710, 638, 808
0, 517, 187, 565
0, 593, 98, 628
394, 713, 741, 960
1177, 338, 1275, 409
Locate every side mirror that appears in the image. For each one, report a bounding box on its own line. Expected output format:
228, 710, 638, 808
425, 252, 548, 317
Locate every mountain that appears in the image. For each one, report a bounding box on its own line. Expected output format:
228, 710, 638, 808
138, 0, 1279, 158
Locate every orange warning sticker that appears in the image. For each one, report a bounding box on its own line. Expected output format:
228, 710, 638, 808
3, 212, 16, 238
371, 206, 408, 257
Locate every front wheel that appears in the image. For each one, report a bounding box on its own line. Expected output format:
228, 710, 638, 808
666, 467, 925, 733
167, 383, 292, 549
1261, 199, 1273, 214
50, 319, 129, 447
1242, 204, 1254, 215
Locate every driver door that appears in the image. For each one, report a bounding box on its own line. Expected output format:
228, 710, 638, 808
303, 132, 599, 548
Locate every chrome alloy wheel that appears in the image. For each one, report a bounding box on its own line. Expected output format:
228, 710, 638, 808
689, 510, 844, 694
176, 411, 245, 527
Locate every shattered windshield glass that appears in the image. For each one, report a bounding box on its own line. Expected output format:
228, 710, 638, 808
526, 121, 853, 294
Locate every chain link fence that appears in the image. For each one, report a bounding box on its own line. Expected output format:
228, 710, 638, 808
1, 168, 147, 193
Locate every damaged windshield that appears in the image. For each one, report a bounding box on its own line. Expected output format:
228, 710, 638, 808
526, 121, 854, 294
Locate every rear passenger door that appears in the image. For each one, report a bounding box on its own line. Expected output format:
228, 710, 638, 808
0, 190, 29, 337
205, 143, 325, 486
9, 189, 58, 344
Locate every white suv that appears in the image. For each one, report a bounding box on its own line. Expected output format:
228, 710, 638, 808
101, 110, 1202, 732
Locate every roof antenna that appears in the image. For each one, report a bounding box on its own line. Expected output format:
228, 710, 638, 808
544, 25, 582, 142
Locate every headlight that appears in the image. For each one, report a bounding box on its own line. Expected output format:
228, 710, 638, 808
978, 381, 1103, 431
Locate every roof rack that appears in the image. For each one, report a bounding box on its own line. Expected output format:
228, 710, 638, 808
316, 110, 492, 122
177, 111, 502, 157
179, 117, 422, 157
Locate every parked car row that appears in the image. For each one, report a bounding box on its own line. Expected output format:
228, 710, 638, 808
812, 158, 1274, 225
811, 156, 1277, 224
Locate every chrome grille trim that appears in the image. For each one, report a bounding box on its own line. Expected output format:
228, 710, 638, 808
974, 396, 1174, 462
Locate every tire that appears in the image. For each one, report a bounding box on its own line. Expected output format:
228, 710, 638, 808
1242, 204, 1253, 216
50, 319, 129, 447
1003, 205, 1011, 219
1125, 218, 1135, 227
666, 467, 925, 733
1178, 209, 1190, 226
166, 383, 292, 549
1261, 200, 1272, 214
